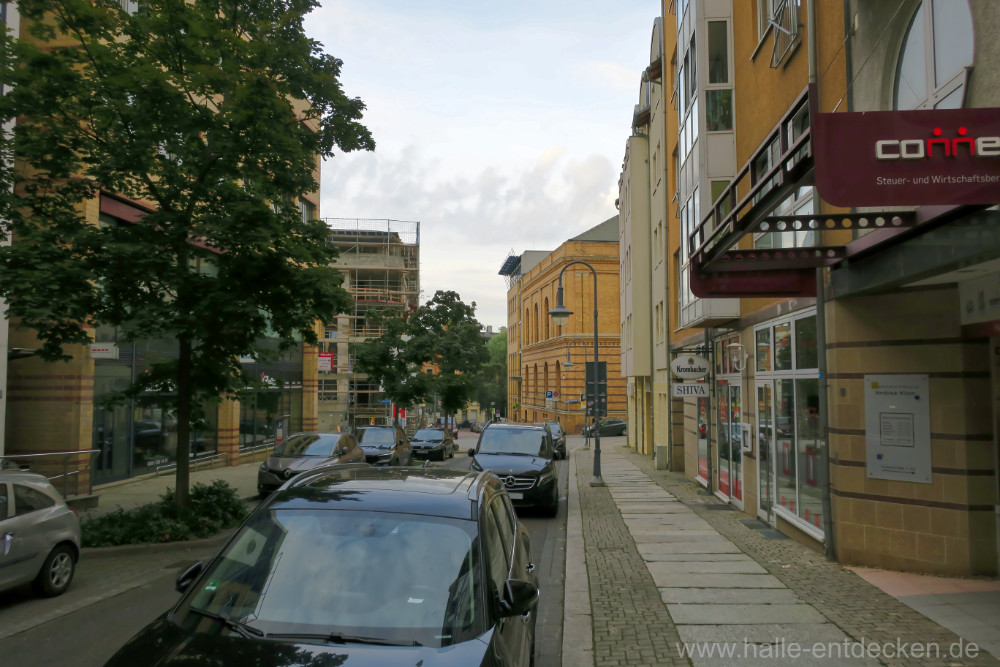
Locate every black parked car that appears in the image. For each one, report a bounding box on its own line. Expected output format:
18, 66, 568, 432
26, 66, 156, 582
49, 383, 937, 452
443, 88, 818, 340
538, 422, 566, 460
256, 432, 366, 497
357, 425, 413, 466
410, 428, 455, 461
582, 418, 627, 437
103, 467, 539, 667
469, 423, 558, 517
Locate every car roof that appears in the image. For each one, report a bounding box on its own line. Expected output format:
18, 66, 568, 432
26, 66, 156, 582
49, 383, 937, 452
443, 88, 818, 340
0, 468, 52, 483
486, 422, 546, 431
271, 466, 499, 520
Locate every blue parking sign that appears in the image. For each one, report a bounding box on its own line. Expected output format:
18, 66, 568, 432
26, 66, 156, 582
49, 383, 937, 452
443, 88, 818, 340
545, 390, 553, 398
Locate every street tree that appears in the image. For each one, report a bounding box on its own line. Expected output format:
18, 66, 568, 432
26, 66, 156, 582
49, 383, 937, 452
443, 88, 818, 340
0, 0, 374, 507
474, 329, 507, 419
355, 291, 488, 427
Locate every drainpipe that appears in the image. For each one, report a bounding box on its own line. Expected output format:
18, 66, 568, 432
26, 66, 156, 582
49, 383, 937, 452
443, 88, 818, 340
807, 0, 835, 561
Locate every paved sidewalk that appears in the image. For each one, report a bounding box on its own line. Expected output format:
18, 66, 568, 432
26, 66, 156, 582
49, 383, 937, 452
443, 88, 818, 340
567, 438, 999, 666
82, 455, 265, 519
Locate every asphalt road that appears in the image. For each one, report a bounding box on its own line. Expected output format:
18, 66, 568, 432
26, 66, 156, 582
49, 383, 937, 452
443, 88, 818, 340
0, 430, 568, 667
438, 435, 569, 667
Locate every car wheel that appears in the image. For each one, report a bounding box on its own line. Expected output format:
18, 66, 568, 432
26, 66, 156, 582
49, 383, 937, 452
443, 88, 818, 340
33, 544, 76, 597
543, 485, 559, 518
435, 448, 445, 462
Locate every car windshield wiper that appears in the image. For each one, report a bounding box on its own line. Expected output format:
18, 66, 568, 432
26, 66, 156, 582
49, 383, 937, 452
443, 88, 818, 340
187, 607, 264, 639
264, 631, 421, 647
481, 450, 534, 457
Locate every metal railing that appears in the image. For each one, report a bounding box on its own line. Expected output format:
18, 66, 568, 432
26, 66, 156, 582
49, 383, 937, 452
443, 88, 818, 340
0, 449, 99, 499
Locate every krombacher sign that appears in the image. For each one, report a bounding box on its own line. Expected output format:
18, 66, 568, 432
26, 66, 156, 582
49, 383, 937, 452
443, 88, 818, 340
670, 354, 710, 380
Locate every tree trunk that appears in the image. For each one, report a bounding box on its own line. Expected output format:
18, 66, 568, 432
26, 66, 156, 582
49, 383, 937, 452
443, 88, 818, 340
174, 335, 192, 510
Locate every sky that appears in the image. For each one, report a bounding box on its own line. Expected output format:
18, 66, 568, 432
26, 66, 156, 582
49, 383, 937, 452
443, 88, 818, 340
304, 0, 660, 329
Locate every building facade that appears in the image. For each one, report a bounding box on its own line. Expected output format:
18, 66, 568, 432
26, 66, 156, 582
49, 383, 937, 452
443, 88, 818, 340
502, 218, 625, 436
2, 6, 338, 491
319, 219, 420, 431
619, 0, 1000, 576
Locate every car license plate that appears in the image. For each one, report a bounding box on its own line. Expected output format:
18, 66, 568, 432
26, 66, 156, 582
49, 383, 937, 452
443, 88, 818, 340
508, 492, 523, 500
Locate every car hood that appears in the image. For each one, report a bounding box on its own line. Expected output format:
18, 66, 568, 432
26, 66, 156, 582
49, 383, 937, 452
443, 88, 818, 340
473, 453, 550, 474
411, 439, 444, 446
105, 618, 493, 667
266, 456, 333, 473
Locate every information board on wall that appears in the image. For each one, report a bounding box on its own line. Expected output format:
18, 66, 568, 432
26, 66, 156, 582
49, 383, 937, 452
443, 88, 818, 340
864, 374, 931, 483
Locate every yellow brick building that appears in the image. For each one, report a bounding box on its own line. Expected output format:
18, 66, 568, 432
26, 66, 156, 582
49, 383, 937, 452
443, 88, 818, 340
501, 218, 625, 436
618, 0, 1000, 575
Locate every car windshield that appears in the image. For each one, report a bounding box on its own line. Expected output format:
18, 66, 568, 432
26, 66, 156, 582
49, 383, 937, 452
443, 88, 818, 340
272, 434, 339, 458
175, 508, 483, 648
478, 428, 546, 456
358, 428, 394, 445
413, 429, 444, 441
545, 423, 562, 436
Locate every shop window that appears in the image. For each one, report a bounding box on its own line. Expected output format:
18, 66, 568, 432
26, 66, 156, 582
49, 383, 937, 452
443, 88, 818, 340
774, 378, 797, 514
795, 379, 822, 527
794, 315, 817, 369
773, 322, 792, 371
894, 0, 973, 111
755, 309, 823, 535
756, 328, 771, 373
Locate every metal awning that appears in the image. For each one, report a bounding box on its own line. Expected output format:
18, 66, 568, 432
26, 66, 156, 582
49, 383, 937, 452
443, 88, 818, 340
687, 86, 928, 298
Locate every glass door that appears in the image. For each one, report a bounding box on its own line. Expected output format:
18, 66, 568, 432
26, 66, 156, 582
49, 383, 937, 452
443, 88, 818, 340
756, 382, 774, 523
92, 364, 133, 483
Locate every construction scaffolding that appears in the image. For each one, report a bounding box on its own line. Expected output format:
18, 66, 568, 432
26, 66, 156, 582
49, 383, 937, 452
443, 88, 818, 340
318, 219, 421, 430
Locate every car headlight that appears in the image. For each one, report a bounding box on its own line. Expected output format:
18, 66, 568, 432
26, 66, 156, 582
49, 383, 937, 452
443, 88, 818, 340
471, 460, 483, 472
259, 463, 269, 473
538, 468, 556, 484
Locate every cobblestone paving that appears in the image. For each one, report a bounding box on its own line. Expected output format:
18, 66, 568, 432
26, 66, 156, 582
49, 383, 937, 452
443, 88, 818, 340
575, 445, 692, 667
618, 445, 999, 667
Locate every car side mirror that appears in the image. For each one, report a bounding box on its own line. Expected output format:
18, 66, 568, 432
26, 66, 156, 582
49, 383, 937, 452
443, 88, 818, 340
468, 448, 476, 457
499, 579, 539, 617
175, 561, 204, 593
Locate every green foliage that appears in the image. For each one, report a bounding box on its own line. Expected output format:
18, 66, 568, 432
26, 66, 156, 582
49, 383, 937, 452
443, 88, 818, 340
81, 480, 248, 547
354, 291, 489, 416
0, 0, 373, 505
474, 330, 507, 416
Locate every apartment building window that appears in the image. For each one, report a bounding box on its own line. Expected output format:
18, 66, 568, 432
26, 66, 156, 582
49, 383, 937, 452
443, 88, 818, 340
894, 0, 973, 110
299, 198, 316, 223
754, 310, 822, 535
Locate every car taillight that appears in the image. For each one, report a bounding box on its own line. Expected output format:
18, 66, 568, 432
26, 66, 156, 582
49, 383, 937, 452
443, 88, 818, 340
69, 506, 79, 516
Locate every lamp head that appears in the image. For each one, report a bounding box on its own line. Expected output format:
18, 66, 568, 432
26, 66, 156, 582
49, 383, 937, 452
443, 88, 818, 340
549, 304, 572, 327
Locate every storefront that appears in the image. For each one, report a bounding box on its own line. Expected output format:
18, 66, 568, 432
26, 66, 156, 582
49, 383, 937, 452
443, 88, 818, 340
238, 341, 304, 452
91, 333, 219, 484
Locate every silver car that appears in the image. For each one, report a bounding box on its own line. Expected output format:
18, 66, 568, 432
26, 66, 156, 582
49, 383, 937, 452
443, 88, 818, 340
257, 432, 367, 497
0, 469, 81, 597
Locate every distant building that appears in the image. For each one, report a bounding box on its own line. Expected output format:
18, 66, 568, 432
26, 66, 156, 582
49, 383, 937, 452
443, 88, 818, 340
320, 219, 420, 430
500, 218, 623, 435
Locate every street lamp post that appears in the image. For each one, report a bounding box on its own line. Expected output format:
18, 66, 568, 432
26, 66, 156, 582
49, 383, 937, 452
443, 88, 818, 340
549, 260, 604, 487
562, 337, 590, 449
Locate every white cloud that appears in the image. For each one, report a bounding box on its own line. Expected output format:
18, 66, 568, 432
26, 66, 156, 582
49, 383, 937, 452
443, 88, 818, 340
307, 0, 658, 327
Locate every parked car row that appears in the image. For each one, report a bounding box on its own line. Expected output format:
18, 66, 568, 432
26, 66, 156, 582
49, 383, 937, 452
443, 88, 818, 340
257, 425, 462, 497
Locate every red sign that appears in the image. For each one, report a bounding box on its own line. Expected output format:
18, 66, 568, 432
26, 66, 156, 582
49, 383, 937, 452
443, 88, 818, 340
813, 107, 1000, 206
